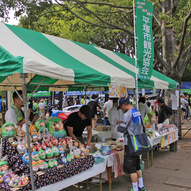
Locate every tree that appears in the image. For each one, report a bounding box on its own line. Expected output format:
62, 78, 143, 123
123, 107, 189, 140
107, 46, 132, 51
1, 0, 191, 135
2, 0, 190, 81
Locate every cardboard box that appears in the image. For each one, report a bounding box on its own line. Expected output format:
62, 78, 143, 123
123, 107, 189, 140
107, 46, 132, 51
96, 125, 108, 131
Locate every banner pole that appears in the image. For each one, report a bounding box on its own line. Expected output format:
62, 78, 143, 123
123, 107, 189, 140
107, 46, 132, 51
133, 0, 139, 110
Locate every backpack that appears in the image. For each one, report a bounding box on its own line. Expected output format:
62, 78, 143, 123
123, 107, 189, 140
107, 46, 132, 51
88, 101, 96, 118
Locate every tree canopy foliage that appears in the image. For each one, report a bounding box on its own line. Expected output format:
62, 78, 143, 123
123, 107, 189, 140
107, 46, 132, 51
1, 0, 191, 82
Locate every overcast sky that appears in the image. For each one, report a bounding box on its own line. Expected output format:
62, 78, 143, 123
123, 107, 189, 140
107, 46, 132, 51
6, 9, 20, 25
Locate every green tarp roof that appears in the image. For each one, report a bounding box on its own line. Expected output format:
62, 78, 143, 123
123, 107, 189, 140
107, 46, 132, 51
0, 22, 177, 91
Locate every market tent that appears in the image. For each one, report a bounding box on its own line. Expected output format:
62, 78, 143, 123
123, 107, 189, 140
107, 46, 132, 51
0, 22, 177, 91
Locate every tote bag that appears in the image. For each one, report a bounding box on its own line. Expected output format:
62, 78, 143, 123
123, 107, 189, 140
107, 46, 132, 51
128, 132, 152, 156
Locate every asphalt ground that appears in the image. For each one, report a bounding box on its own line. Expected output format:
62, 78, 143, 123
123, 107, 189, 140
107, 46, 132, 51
61, 120, 191, 191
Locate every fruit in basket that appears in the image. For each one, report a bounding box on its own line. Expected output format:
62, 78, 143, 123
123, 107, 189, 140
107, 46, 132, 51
35, 119, 46, 133
2, 123, 16, 138
46, 117, 66, 138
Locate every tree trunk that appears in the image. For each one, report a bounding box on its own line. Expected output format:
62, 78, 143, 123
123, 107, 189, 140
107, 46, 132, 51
161, 0, 182, 137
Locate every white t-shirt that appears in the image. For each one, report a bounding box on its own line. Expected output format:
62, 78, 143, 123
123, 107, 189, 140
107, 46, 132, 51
138, 102, 151, 121
108, 106, 123, 139
5, 107, 19, 125
103, 100, 113, 118
38, 102, 45, 109
181, 98, 188, 106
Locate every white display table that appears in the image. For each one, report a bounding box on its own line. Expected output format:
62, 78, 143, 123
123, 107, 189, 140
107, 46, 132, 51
36, 154, 114, 191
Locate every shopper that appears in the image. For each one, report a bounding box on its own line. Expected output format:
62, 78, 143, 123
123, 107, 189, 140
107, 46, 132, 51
138, 97, 152, 124
117, 97, 146, 191
108, 98, 123, 140
88, 94, 98, 129
64, 105, 92, 145
157, 97, 173, 124
184, 93, 190, 120
102, 97, 113, 125
80, 96, 85, 105
0, 95, 4, 112
180, 94, 188, 123
153, 99, 159, 122
38, 99, 45, 119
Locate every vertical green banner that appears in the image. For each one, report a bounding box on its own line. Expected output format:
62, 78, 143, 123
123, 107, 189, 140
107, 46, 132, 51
135, 0, 154, 82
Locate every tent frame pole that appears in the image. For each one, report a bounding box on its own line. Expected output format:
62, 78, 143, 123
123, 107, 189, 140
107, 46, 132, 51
21, 73, 35, 191
28, 77, 46, 100
6, 77, 23, 101
5, 74, 35, 191
133, 0, 139, 110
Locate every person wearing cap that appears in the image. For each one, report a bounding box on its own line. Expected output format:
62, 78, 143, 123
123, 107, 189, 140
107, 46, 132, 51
157, 97, 173, 124
117, 97, 146, 191
64, 105, 92, 145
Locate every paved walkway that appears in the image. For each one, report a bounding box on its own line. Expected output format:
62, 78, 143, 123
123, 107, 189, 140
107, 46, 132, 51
62, 121, 191, 191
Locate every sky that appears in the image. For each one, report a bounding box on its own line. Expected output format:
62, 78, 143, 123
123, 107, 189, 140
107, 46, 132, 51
6, 9, 20, 25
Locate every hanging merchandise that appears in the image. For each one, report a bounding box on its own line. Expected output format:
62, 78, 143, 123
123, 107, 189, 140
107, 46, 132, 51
46, 118, 66, 138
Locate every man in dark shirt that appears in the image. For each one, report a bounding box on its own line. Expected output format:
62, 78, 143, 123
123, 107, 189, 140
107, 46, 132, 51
64, 105, 92, 145
157, 98, 173, 124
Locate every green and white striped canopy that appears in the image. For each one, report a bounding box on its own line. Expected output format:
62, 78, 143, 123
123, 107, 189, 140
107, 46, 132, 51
0, 22, 177, 91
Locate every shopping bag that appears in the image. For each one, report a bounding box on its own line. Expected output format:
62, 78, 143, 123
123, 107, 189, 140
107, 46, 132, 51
128, 133, 152, 156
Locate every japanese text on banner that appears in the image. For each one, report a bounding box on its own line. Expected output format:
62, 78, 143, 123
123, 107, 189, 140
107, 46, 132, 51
135, 0, 154, 83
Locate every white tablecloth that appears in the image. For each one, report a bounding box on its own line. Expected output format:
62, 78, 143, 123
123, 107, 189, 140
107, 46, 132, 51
36, 154, 114, 191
